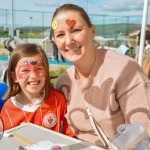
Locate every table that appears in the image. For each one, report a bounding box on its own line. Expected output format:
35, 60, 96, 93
0, 123, 104, 150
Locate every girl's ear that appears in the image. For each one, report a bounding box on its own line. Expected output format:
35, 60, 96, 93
11, 71, 18, 83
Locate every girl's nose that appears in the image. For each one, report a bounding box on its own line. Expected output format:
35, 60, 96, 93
30, 70, 37, 77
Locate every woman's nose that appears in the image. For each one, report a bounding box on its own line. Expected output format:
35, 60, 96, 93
65, 33, 74, 46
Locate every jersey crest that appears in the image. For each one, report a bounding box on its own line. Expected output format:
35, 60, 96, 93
43, 113, 57, 128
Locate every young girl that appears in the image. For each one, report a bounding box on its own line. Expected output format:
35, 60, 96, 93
1, 43, 74, 137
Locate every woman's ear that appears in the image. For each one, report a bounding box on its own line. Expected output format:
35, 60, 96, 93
91, 24, 96, 38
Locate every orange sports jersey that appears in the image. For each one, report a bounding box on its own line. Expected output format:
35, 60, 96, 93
1, 89, 74, 137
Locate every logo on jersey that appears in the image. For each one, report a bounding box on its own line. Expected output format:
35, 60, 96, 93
43, 113, 57, 128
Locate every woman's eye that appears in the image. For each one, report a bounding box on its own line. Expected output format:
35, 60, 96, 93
73, 29, 80, 33
56, 33, 64, 38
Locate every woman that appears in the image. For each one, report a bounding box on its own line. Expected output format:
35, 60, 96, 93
52, 4, 150, 148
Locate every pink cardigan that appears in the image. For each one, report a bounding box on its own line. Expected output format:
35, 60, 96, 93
55, 49, 150, 148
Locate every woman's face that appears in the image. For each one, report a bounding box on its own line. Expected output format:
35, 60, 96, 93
53, 11, 95, 63
13, 54, 46, 96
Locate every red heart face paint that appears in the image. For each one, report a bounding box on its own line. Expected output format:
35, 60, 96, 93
17, 62, 45, 79
66, 19, 76, 28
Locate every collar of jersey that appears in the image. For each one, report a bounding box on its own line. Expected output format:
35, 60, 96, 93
11, 96, 43, 112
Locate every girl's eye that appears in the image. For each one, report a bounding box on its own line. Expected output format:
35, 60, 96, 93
21, 69, 30, 72
36, 67, 45, 71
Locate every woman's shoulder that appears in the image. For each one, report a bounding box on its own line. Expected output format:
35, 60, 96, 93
55, 66, 75, 85
61, 66, 75, 76
96, 49, 143, 78
97, 49, 136, 64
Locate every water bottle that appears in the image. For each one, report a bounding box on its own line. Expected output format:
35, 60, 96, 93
109, 121, 149, 150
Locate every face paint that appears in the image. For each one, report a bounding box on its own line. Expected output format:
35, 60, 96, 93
17, 62, 46, 79
66, 19, 76, 28
52, 20, 58, 30
23, 60, 39, 65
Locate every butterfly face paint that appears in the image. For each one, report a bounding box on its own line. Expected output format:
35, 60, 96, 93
66, 19, 76, 28
17, 60, 46, 80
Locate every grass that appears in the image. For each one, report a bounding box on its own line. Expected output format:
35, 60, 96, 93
0, 23, 140, 39
50, 66, 68, 84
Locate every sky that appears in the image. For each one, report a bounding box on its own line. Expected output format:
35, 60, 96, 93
0, 0, 149, 16
0, 0, 150, 27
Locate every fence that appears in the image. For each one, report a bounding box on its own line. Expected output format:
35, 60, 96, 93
1, 8, 148, 55
0, 9, 145, 38
0, 9, 53, 38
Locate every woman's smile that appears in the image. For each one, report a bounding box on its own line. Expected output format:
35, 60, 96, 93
66, 46, 81, 52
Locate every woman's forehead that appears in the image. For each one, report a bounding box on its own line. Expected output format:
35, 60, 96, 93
54, 11, 84, 23
53, 12, 87, 32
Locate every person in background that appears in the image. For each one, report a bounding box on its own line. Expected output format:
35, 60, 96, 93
3, 36, 25, 56
142, 50, 150, 79
51, 4, 150, 149
143, 39, 150, 59
145, 39, 150, 50
135, 24, 150, 61
116, 41, 133, 56
0, 43, 74, 138
49, 29, 65, 63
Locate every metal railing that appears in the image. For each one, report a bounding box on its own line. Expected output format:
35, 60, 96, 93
0, 9, 144, 39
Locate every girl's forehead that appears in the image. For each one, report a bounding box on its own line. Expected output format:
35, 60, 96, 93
17, 54, 42, 65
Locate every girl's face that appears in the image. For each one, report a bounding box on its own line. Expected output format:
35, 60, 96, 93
53, 11, 95, 64
13, 54, 46, 97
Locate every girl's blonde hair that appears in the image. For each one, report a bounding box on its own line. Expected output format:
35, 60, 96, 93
3, 43, 51, 100
142, 50, 150, 79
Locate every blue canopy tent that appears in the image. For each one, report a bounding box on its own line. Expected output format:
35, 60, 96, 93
0, 83, 7, 111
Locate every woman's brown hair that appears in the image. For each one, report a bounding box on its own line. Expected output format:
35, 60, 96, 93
52, 4, 92, 28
